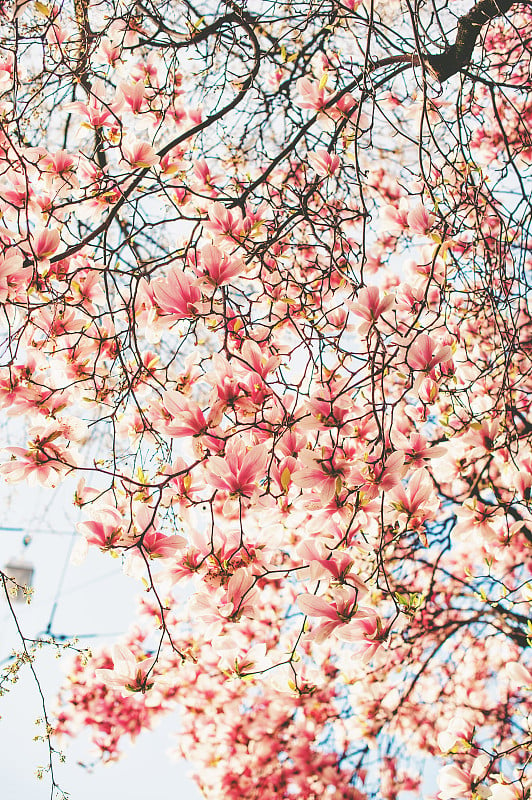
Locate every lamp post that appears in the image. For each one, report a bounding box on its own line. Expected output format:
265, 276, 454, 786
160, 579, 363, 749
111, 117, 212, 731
3, 534, 34, 603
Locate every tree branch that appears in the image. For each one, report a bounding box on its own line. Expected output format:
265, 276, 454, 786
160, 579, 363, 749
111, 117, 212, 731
424, 0, 519, 82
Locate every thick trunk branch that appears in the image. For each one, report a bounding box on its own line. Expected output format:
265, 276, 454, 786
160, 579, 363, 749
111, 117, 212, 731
424, 0, 517, 82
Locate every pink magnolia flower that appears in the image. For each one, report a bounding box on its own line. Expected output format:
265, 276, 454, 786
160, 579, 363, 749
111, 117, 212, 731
388, 468, 438, 529
198, 243, 244, 286
338, 612, 387, 661
0, 249, 31, 302
47, 21, 67, 47
307, 149, 340, 177
266, 67, 286, 91
437, 716, 475, 753
68, 265, 106, 312
418, 377, 440, 405
39, 148, 75, 173
188, 106, 203, 125
95, 645, 157, 695
488, 783, 522, 800
505, 660, 532, 688
120, 138, 159, 169
407, 203, 436, 235
152, 266, 201, 318
107, 17, 143, 48
271, 454, 297, 493
65, 93, 115, 129
0, 53, 13, 88
204, 437, 269, 498
203, 202, 244, 240
437, 764, 473, 799
395, 280, 431, 316
335, 92, 357, 116
407, 333, 452, 374
463, 417, 501, 458
296, 77, 329, 110
299, 382, 353, 434
204, 356, 240, 420
31, 227, 61, 261
351, 451, 406, 500
292, 447, 350, 505
96, 36, 122, 66
297, 540, 368, 593
0, 423, 77, 487
236, 371, 270, 413
119, 80, 146, 113
192, 158, 222, 193
220, 568, 259, 621
453, 498, 504, 547
130, 52, 159, 85
40, 149, 79, 190
240, 339, 282, 378
161, 390, 208, 437
349, 285, 394, 335
379, 199, 409, 234
77, 505, 125, 551
31, 305, 85, 338
73, 478, 100, 507
159, 545, 204, 586
277, 428, 308, 458
159, 145, 186, 175
133, 505, 186, 558
512, 468, 532, 500
1, 169, 29, 208
190, 568, 259, 630
393, 431, 446, 465
297, 586, 368, 643
217, 641, 270, 678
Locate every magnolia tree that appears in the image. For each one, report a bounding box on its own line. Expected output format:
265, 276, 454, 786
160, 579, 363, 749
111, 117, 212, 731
0, 0, 531, 797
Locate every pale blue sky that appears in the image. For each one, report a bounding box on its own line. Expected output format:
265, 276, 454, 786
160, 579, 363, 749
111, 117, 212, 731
0, 479, 202, 800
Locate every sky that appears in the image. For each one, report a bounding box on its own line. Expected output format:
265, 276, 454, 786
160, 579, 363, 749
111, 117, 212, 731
0, 477, 202, 800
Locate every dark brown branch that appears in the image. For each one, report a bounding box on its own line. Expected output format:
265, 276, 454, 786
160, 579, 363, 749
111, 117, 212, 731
424, 0, 518, 82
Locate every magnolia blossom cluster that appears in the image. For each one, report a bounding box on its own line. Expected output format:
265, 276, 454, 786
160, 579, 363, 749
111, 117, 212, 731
0, 1, 531, 798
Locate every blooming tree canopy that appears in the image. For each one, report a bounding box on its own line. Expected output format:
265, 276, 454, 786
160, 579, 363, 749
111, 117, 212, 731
0, 0, 531, 798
